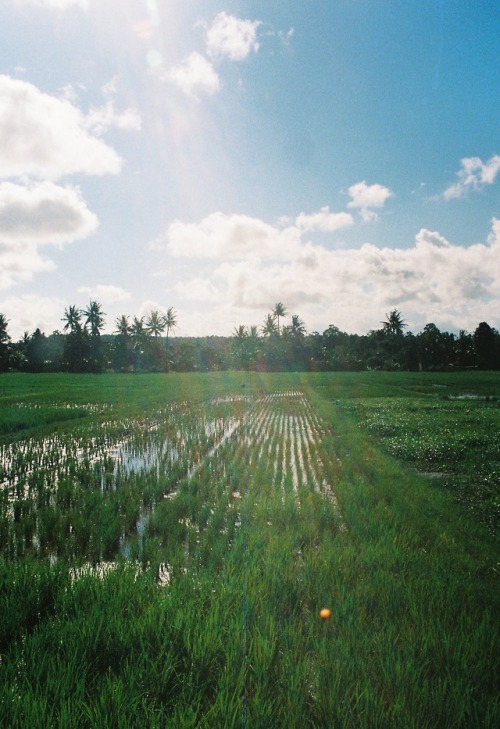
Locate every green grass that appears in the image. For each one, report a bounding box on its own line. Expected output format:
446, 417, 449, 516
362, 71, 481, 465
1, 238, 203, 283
0, 371, 498, 727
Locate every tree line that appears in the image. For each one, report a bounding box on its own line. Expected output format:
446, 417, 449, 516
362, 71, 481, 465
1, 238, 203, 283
0, 303, 499, 373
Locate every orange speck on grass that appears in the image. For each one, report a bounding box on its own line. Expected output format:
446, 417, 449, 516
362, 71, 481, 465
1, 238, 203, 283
319, 608, 331, 619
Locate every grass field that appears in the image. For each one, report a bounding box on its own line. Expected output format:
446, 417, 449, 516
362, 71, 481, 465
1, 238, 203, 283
0, 371, 499, 727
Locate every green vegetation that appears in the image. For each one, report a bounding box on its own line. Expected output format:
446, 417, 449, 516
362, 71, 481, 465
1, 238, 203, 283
0, 371, 498, 727
1, 305, 500, 373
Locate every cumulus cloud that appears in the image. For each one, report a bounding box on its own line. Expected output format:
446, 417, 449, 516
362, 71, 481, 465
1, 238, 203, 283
168, 53, 221, 97
167, 213, 300, 260
0, 181, 97, 289
166, 212, 302, 260
0, 75, 122, 180
77, 284, 131, 303
0, 294, 65, 339
161, 211, 500, 335
295, 206, 354, 233
0, 181, 98, 243
347, 181, 393, 222
206, 12, 261, 61
84, 102, 141, 136
443, 155, 500, 199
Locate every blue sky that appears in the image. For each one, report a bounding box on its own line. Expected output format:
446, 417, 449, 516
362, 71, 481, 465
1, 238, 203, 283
1, 0, 499, 339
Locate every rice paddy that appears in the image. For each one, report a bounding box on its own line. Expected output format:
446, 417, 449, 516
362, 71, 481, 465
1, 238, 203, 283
0, 371, 498, 727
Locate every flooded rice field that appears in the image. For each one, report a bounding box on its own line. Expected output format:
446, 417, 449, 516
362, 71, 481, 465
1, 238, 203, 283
0, 391, 344, 568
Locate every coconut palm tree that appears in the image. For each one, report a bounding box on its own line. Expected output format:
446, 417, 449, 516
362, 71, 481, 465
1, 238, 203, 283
290, 314, 306, 339
82, 301, 105, 372
131, 316, 146, 342
273, 302, 287, 334
0, 313, 11, 371
114, 314, 132, 337
130, 316, 147, 370
62, 305, 82, 333
261, 313, 278, 337
146, 310, 166, 338
164, 307, 178, 344
381, 309, 407, 336
232, 325, 248, 369
83, 300, 105, 337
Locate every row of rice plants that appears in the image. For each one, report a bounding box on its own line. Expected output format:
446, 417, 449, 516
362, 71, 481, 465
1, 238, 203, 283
0, 397, 253, 564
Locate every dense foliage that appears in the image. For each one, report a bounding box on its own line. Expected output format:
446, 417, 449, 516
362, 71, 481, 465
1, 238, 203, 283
1, 305, 499, 373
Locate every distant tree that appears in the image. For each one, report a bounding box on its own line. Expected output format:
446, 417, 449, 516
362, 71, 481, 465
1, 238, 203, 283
273, 302, 287, 334
113, 315, 133, 371
115, 315, 132, 337
163, 307, 178, 371
145, 310, 167, 369
0, 313, 11, 371
474, 322, 497, 369
417, 323, 445, 370
62, 305, 82, 334
454, 330, 475, 369
290, 314, 306, 339
164, 307, 178, 344
261, 313, 278, 338
83, 300, 105, 337
24, 328, 48, 372
146, 310, 166, 339
62, 305, 90, 372
83, 300, 105, 372
131, 316, 147, 370
381, 309, 407, 336
232, 325, 250, 370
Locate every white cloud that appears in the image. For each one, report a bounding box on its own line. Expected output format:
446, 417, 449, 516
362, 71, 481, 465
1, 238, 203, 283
175, 277, 220, 303
347, 181, 393, 222
12, 0, 88, 9
206, 12, 261, 61
0, 75, 122, 180
443, 155, 500, 199
0, 181, 97, 243
295, 206, 354, 233
0, 294, 65, 339
77, 284, 131, 303
160, 212, 500, 336
84, 102, 141, 136
168, 53, 220, 97
166, 212, 302, 260
0, 181, 98, 289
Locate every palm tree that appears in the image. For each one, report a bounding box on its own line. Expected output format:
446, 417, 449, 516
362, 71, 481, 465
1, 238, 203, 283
261, 313, 278, 337
0, 313, 11, 371
164, 307, 178, 344
233, 324, 248, 339
83, 300, 105, 337
114, 314, 131, 337
381, 309, 407, 336
232, 325, 248, 369
62, 305, 82, 333
290, 314, 306, 339
273, 302, 287, 334
0, 313, 10, 344
82, 301, 105, 371
130, 316, 147, 370
113, 315, 132, 371
146, 310, 166, 338
131, 316, 146, 341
